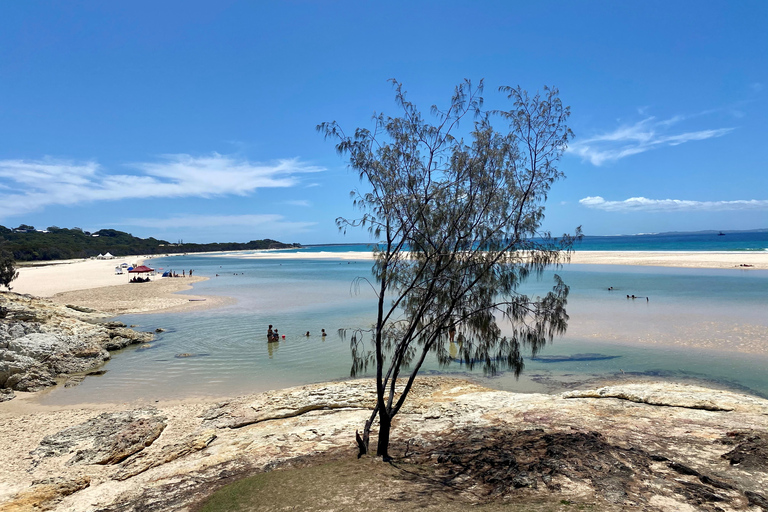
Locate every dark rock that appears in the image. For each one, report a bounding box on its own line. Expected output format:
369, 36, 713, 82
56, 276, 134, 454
103, 321, 127, 329
0, 387, 15, 402
720, 432, 768, 470
746, 491, 768, 510
7, 367, 57, 391
66, 304, 96, 313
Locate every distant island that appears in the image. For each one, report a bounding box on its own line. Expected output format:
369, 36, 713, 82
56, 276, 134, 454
0, 224, 299, 262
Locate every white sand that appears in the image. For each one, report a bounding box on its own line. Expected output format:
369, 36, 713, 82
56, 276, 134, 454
216, 249, 768, 270
11, 256, 230, 315
568, 250, 768, 270
13, 257, 151, 297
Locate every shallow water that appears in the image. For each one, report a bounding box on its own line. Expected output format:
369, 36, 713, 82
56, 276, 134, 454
38, 255, 768, 405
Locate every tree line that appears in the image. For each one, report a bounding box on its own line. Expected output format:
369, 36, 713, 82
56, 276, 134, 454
0, 225, 298, 262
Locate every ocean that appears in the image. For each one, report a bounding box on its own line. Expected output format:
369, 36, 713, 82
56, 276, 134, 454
38, 231, 768, 405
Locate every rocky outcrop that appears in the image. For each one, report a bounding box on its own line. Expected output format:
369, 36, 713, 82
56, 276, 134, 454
0, 477, 90, 512
1, 378, 767, 511
0, 293, 154, 397
32, 408, 167, 466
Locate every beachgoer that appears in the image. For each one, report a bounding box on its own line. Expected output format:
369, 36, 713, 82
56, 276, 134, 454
182, 270, 185, 277
305, 331, 310, 337
267, 325, 274, 339
189, 269, 193, 276
449, 325, 457, 342
273, 329, 279, 341
321, 329, 327, 337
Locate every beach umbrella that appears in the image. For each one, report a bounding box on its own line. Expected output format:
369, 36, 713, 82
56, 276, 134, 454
128, 265, 154, 273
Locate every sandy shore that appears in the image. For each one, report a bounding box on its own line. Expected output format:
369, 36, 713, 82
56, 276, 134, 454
568, 250, 768, 269
51, 276, 232, 315
217, 249, 768, 270
12, 257, 230, 315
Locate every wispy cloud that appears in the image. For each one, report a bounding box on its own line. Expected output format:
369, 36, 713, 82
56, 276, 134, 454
568, 115, 734, 166
118, 213, 317, 232
579, 196, 768, 212
284, 200, 311, 207
0, 154, 324, 219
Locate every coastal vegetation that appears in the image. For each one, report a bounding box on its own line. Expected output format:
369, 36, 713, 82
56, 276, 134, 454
319, 80, 579, 458
0, 224, 298, 262
0, 250, 18, 291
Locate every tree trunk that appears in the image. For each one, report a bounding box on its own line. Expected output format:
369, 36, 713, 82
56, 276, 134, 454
376, 410, 392, 460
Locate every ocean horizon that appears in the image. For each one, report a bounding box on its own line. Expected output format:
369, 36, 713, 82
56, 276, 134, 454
292, 230, 767, 254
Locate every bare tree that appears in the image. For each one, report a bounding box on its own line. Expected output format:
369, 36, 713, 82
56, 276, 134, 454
319, 80, 580, 459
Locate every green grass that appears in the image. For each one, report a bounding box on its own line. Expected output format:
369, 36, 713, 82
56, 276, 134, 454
196, 457, 606, 512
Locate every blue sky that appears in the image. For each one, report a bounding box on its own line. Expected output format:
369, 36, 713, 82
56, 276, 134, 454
1, 1, 766, 244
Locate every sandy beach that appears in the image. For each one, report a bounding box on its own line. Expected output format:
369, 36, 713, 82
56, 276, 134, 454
216, 248, 768, 269
568, 250, 768, 269
12, 257, 230, 315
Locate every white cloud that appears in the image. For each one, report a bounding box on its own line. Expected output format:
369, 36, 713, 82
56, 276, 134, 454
568, 115, 734, 166
579, 196, 768, 212
0, 154, 324, 219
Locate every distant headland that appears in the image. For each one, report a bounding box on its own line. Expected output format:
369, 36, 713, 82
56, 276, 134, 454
0, 224, 299, 262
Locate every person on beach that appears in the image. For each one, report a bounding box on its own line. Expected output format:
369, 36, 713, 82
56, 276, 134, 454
305, 331, 310, 337
267, 325, 274, 339
449, 325, 457, 343
321, 329, 327, 337
182, 270, 185, 277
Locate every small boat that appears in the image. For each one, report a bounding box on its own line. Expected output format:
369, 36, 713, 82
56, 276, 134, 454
718, 232, 725, 236
188, 298, 207, 302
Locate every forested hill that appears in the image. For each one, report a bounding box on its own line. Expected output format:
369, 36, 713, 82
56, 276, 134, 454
0, 225, 299, 262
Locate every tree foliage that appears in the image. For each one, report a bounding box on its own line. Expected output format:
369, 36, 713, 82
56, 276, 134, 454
0, 226, 298, 262
0, 251, 19, 291
319, 80, 580, 458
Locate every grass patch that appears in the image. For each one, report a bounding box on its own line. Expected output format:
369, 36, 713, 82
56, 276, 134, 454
197, 456, 604, 512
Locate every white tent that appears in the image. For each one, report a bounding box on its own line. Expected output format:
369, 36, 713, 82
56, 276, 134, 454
96, 253, 104, 259
103, 252, 115, 259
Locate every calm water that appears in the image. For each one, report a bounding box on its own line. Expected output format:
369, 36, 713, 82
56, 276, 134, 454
38, 249, 768, 405
285, 230, 768, 253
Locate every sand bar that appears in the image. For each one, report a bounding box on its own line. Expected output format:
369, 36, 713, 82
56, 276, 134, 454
216, 249, 768, 270
568, 250, 767, 269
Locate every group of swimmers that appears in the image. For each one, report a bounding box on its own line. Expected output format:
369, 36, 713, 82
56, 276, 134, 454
608, 287, 649, 302
267, 325, 327, 342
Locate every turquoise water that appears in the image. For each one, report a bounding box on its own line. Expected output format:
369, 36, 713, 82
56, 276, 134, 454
282, 230, 768, 253
37, 251, 768, 405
